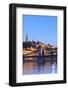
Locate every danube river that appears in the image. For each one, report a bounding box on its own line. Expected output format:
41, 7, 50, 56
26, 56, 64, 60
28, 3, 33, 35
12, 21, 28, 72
23, 56, 57, 75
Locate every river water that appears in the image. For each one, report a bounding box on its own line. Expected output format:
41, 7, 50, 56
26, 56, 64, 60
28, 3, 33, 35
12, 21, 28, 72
23, 57, 57, 75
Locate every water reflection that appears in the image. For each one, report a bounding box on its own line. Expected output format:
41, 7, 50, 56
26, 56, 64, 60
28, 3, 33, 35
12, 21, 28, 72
23, 57, 57, 75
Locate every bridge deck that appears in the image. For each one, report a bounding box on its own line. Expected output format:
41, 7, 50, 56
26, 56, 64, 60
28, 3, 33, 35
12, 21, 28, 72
23, 55, 57, 63
23, 55, 57, 58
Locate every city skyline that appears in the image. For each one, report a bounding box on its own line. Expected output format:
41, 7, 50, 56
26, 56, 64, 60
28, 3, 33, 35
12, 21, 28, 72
23, 15, 57, 47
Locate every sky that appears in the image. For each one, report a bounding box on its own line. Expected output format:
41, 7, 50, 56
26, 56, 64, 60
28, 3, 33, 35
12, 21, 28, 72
23, 15, 57, 46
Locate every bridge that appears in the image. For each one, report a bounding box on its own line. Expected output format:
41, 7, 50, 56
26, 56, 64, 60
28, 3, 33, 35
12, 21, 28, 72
23, 47, 57, 63
24, 48, 57, 56
23, 54, 57, 63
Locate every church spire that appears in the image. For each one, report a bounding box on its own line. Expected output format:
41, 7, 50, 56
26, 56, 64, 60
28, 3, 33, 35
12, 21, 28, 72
26, 34, 28, 43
